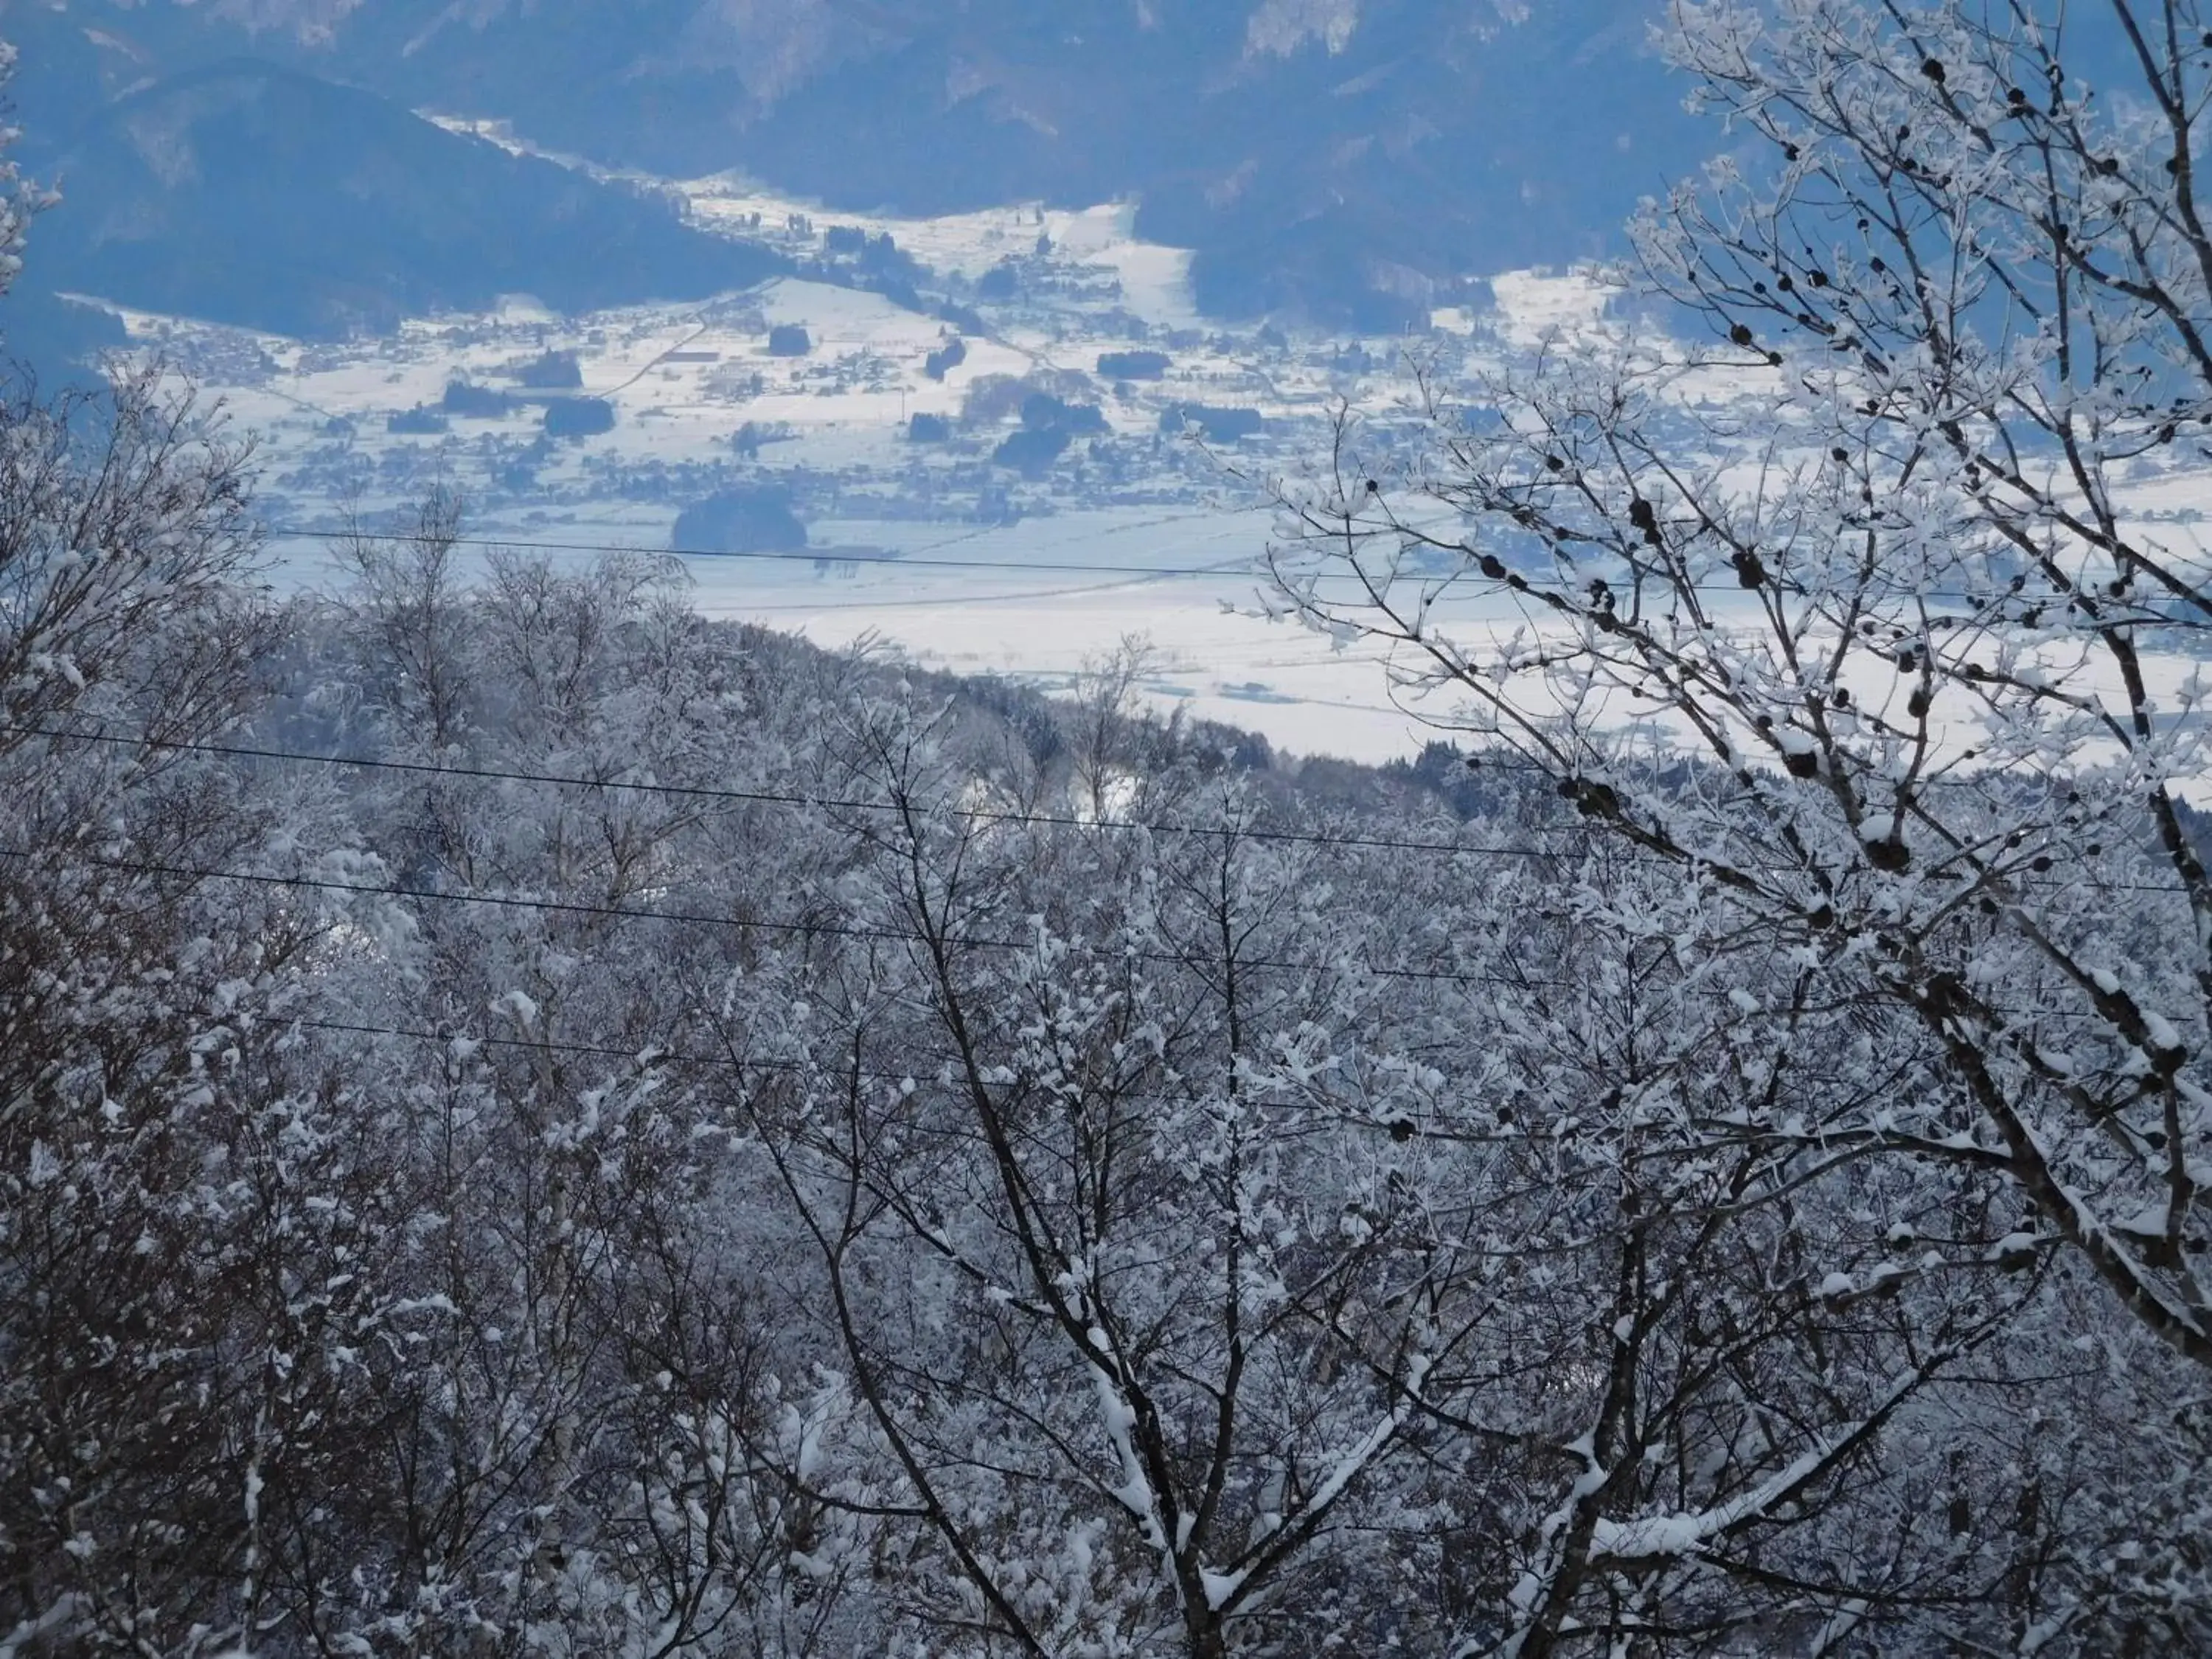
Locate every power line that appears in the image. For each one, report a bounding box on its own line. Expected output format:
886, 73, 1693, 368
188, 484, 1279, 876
718, 568, 1222, 611
0, 845, 1571, 990
262, 524, 2104, 608
7, 721, 2192, 894
264, 526, 1251, 580
0, 722, 1562, 860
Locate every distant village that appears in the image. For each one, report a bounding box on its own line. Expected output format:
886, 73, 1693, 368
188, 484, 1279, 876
122, 191, 1479, 557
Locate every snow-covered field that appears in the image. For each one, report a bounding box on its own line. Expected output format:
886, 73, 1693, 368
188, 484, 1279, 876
97, 168, 2212, 767
111, 179, 1537, 759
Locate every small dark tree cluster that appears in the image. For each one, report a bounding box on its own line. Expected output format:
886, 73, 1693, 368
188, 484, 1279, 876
541, 394, 615, 438
1097, 349, 1169, 380
442, 378, 515, 418
924, 335, 967, 380
672, 484, 807, 554
512, 348, 583, 389
385, 403, 448, 434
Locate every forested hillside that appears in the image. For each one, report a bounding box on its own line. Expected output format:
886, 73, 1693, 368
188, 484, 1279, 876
6, 0, 1703, 327
4, 49, 786, 342
2, 392, 2208, 1655
7, 1, 2212, 1653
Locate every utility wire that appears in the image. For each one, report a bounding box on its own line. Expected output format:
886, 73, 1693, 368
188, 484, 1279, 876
0, 722, 1562, 859
264, 526, 1250, 580
262, 523, 2168, 609
0, 845, 1573, 990
5, 721, 2191, 894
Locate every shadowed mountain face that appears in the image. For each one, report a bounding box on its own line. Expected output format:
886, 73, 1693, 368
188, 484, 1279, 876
5, 0, 1706, 330
5, 47, 785, 342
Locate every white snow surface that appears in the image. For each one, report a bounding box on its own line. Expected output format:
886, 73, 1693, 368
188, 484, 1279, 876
83, 164, 2212, 773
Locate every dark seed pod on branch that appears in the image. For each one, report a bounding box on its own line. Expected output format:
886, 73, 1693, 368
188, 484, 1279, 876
1579, 782, 1621, 819
1997, 1234, 2039, 1271
1865, 835, 1912, 872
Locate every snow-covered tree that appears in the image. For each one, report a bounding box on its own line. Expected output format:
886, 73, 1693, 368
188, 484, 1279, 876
0, 370, 321, 1650
1271, 0, 2211, 1370
1267, 1, 2212, 1646
686, 681, 2076, 1655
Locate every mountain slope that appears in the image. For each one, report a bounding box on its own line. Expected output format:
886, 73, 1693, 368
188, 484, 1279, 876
7, 0, 1707, 327
12, 50, 787, 340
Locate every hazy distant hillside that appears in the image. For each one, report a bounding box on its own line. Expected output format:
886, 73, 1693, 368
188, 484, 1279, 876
7, 0, 1705, 327
4, 46, 786, 341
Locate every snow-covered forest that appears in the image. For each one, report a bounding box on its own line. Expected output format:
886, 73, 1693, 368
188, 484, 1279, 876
7, 1, 2212, 1655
